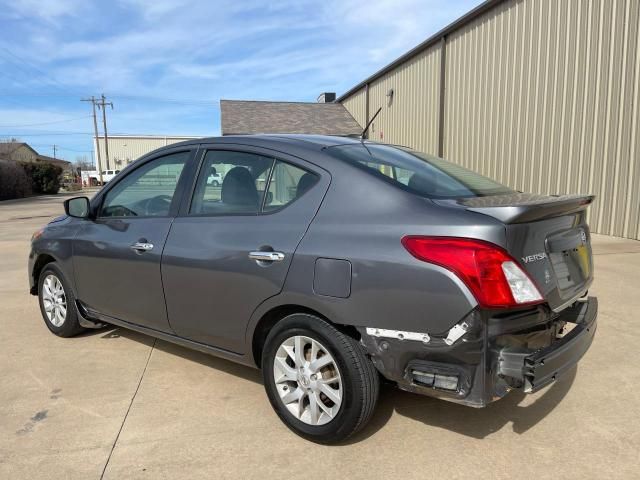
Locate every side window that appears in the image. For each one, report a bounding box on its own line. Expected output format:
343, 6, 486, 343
190, 150, 274, 215
263, 161, 317, 212
100, 151, 188, 217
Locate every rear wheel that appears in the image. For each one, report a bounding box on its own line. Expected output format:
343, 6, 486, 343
262, 313, 379, 444
38, 264, 84, 337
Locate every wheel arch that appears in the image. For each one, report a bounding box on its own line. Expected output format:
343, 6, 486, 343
251, 304, 360, 368
30, 253, 57, 295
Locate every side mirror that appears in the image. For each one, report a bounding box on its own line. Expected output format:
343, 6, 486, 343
64, 196, 91, 218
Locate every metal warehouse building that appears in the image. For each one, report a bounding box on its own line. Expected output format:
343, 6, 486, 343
339, 0, 640, 240
94, 135, 199, 170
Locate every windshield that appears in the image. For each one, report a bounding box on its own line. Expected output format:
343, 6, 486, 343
327, 143, 515, 199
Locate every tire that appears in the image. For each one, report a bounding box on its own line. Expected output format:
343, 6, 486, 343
262, 313, 379, 444
38, 263, 85, 338
212, 180, 219, 187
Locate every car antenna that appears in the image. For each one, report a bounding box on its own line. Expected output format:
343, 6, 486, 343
361, 107, 382, 140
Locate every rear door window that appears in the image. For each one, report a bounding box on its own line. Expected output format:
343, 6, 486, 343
263, 161, 317, 212
190, 150, 274, 215
190, 151, 318, 216
327, 144, 514, 199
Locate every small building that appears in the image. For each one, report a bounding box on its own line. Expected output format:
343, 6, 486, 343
94, 135, 200, 170
0, 142, 40, 163
220, 99, 362, 136
0, 142, 71, 171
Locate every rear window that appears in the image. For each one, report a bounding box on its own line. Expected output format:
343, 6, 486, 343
327, 144, 514, 199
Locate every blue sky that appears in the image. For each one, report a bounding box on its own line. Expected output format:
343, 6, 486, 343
0, 0, 480, 163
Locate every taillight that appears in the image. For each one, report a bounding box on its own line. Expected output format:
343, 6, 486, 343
401, 236, 543, 309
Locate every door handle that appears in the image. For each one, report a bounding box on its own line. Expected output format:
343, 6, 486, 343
131, 242, 154, 252
249, 251, 285, 262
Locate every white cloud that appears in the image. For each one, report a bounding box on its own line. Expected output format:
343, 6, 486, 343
0, 0, 481, 153
0, 0, 86, 24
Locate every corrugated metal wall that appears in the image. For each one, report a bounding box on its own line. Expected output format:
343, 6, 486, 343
340, 0, 640, 240
368, 45, 441, 154
341, 88, 367, 128
94, 136, 197, 170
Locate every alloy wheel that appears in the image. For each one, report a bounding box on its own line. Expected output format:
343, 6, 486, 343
41, 274, 67, 327
273, 335, 343, 426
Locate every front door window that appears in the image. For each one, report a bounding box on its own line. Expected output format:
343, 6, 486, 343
100, 152, 188, 217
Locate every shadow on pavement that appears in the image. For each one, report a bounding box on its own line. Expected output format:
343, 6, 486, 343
89, 326, 575, 442
96, 326, 262, 385
353, 366, 577, 442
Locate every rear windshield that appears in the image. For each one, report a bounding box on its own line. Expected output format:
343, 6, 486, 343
327, 143, 515, 199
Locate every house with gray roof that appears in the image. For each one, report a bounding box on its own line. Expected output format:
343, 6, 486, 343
220, 99, 362, 136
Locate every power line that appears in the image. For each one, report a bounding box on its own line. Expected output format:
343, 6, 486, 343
0, 92, 84, 98
0, 131, 92, 136
107, 93, 218, 105
0, 130, 208, 137
29, 143, 93, 153
0, 46, 81, 97
0, 91, 218, 105
0, 115, 91, 128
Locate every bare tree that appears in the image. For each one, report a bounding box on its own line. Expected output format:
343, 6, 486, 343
74, 155, 94, 171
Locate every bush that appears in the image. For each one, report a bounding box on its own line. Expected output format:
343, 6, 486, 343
20, 162, 63, 194
0, 160, 32, 200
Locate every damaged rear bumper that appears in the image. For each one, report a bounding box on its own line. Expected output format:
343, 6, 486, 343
358, 296, 598, 407
497, 298, 596, 393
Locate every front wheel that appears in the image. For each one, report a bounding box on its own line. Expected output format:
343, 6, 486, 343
38, 263, 85, 337
262, 314, 379, 444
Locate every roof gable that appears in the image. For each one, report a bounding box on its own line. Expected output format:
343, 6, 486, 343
0, 142, 38, 158
220, 100, 362, 136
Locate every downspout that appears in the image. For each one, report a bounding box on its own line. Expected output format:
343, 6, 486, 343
438, 36, 447, 157
365, 83, 370, 138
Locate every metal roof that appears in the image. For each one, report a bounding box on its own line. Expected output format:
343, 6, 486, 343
220, 100, 362, 136
336, 0, 504, 102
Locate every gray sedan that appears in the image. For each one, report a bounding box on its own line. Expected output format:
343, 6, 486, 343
29, 135, 597, 443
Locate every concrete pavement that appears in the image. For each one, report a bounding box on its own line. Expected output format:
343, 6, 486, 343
1, 193, 639, 479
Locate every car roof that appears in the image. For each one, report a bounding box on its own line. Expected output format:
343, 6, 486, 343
170, 134, 368, 151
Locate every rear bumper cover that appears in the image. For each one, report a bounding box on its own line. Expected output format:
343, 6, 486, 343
358, 297, 597, 407
498, 298, 597, 393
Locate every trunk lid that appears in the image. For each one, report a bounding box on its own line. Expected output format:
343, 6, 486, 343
438, 193, 595, 311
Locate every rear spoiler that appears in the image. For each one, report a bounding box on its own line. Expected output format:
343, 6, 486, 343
459, 194, 595, 224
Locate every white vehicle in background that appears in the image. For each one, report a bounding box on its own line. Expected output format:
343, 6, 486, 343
101, 170, 120, 183
207, 171, 223, 186
81, 169, 121, 186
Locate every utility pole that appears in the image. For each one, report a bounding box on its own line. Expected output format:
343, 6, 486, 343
97, 94, 113, 170
81, 96, 104, 185
52, 144, 57, 159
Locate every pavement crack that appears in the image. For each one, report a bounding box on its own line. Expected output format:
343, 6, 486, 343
99, 339, 156, 480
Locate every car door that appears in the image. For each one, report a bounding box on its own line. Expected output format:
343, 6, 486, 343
161, 145, 330, 353
73, 148, 196, 332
